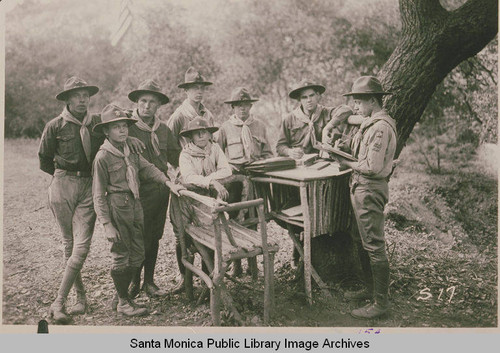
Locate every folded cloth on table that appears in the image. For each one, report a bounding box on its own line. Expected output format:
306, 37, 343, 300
244, 157, 296, 173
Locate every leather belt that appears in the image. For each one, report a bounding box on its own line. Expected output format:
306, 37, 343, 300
60, 169, 92, 177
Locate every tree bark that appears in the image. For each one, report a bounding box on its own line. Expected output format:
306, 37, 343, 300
378, 0, 498, 156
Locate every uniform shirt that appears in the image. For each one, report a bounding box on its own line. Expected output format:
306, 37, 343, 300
38, 109, 104, 175
167, 99, 215, 148
92, 146, 169, 225
276, 104, 333, 156
179, 142, 232, 188
217, 116, 273, 165
351, 109, 397, 180
127, 113, 181, 175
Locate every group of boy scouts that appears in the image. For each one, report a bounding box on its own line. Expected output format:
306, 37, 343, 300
39, 66, 397, 324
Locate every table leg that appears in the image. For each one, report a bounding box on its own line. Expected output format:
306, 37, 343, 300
299, 182, 312, 305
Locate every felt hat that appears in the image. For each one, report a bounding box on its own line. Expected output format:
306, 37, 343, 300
179, 116, 218, 137
343, 76, 392, 96
93, 104, 138, 133
288, 79, 326, 100
178, 67, 213, 89
128, 79, 170, 105
56, 76, 99, 101
224, 87, 259, 104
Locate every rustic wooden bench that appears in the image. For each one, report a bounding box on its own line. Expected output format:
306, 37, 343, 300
170, 189, 279, 326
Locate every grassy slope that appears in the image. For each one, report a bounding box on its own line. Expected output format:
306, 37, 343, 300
2, 139, 497, 327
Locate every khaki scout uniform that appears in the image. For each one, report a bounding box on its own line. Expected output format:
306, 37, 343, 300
217, 117, 273, 166
168, 100, 215, 148
93, 141, 169, 271
349, 109, 396, 262
179, 142, 232, 188
168, 67, 215, 148
39, 76, 102, 323
39, 107, 103, 267
276, 104, 333, 156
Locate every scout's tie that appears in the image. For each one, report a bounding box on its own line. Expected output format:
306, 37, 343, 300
229, 115, 254, 160
133, 110, 161, 155
80, 121, 92, 163
302, 120, 317, 149
123, 144, 140, 199
61, 107, 92, 163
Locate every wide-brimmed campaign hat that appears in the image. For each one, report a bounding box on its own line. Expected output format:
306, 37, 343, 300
178, 67, 213, 89
343, 76, 392, 96
128, 79, 170, 105
179, 116, 219, 137
56, 76, 99, 101
93, 104, 138, 133
224, 87, 259, 104
288, 79, 326, 100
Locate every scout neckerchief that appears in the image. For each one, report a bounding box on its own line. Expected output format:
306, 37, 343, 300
228, 114, 255, 160
351, 109, 397, 158
177, 99, 215, 147
100, 139, 140, 199
178, 99, 213, 122
60, 106, 92, 163
183, 142, 217, 176
292, 104, 324, 149
132, 109, 161, 156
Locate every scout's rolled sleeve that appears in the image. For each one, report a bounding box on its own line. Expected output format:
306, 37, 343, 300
92, 157, 112, 224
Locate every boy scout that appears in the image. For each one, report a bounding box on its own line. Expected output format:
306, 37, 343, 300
168, 67, 215, 290
179, 117, 232, 197
218, 87, 273, 168
276, 79, 333, 158
92, 104, 182, 317
126, 79, 181, 298
336, 76, 397, 319
39, 77, 101, 324
217, 87, 272, 276
168, 67, 215, 148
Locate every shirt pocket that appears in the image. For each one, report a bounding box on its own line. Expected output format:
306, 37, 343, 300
56, 134, 76, 157
226, 135, 244, 159
107, 162, 125, 186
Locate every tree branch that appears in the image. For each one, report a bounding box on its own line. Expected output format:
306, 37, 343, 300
399, 0, 447, 32
442, 0, 498, 69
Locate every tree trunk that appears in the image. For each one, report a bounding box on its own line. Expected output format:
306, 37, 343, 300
314, 0, 497, 291
378, 0, 498, 157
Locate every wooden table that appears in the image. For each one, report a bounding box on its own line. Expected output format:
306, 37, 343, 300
251, 161, 352, 304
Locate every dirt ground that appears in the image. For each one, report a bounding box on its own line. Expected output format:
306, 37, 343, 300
2, 138, 497, 328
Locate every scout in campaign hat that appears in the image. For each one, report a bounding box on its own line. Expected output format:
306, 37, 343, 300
128, 79, 170, 105
224, 87, 259, 105
179, 116, 218, 137
93, 104, 138, 133
288, 79, 326, 100
178, 67, 213, 89
55, 76, 99, 101
343, 76, 392, 96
